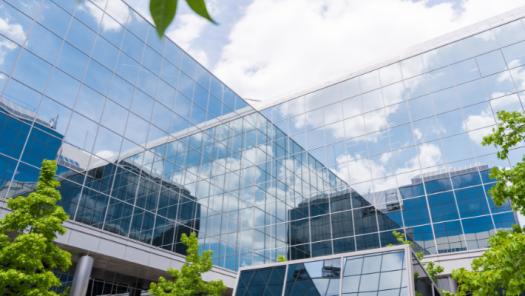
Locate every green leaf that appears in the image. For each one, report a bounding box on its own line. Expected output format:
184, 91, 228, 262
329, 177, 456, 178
150, 0, 178, 38
185, 0, 217, 24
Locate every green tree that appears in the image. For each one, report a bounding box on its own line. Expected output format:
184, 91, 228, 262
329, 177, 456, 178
149, 232, 227, 296
452, 110, 525, 296
150, 0, 216, 38
0, 160, 72, 295
277, 255, 287, 262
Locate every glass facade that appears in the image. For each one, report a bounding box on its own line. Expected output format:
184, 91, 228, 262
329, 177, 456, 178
235, 246, 441, 296
0, 0, 521, 275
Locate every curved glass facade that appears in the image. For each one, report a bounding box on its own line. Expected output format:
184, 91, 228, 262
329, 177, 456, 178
0, 0, 520, 273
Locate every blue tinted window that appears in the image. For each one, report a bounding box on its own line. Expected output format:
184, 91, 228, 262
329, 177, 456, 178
136, 67, 158, 97
462, 215, 494, 250
412, 116, 440, 143
482, 71, 515, 100
108, 75, 133, 109
151, 102, 171, 133
0, 36, 20, 75
181, 52, 197, 78
177, 72, 194, 99
386, 101, 410, 126
402, 196, 430, 226
160, 59, 179, 87
101, 99, 128, 135
164, 40, 182, 67
427, 192, 459, 222
45, 69, 80, 108
442, 133, 474, 163
126, 10, 148, 40
4, 79, 42, 112
155, 80, 176, 109
131, 89, 154, 121
409, 95, 434, 121
0, 2, 32, 45
451, 171, 482, 189
455, 186, 490, 218
84, 60, 112, 95
436, 109, 464, 137
142, 46, 162, 75
74, 85, 105, 122
55, 42, 89, 80
433, 221, 466, 253
25, 23, 62, 64
12, 50, 52, 92
121, 31, 144, 62
91, 37, 119, 70
431, 87, 460, 114
65, 18, 96, 54
74, 1, 103, 30
427, 67, 454, 93
99, 14, 125, 46
477, 50, 507, 77
450, 58, 480, 84
146, 26, 165, 54
425, 177, 452, 194
210, 76, 223, 100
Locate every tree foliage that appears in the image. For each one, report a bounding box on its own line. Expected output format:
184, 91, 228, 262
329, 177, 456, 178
481, 110, 525, 215
451, 110, 525, 296
277, 255, 287, 262
453, 224, 525, 296
150, 0, 216, 38
149, 232, 227, 296
0, 160, 72, 295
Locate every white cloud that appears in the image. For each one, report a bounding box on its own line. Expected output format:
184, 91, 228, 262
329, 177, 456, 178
214, 0, 525, 103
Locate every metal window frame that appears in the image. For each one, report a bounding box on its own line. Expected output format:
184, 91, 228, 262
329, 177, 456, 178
232, 244, 444, 296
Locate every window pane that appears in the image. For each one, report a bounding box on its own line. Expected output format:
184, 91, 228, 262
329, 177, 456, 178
0, 2, 32, 45
121, 30, 144, 62
462, 102, 494, 131
404, 75, 428, 99
12, 50, 52, 92
412, 117, 440, 143
456, 79, 487, 106
65, 18, 96, 54
446, 38, 472, 64
431, 87, 460, 114
379, 62, 402, 86
342, 96, 363, 118
142, 45, 162, 75
66, 112, 98, 152
401, 55, 425, 79
502, 41, 525, 69
422, 47, 448, 72
483, 71, 515, 99
74, 85, 105, 121
25, 23, 62, 64
382, 82, 405, 105
442, 133, 474, 162
427, 67, 454, 93
45, 69, 80, 108
341, 78, 360, 99
494, 20, 525, 47
476, 50, 507, 77
55, 42, 89, 80
450, 58, 480, 85
84, 59, 112, 95
362, 89, 383, 112
436, 109, 464, 137
91, 36, 119, 70
409, 95, 434, 121
469, 29, 499, 56
360, 70, 380, 92
99, 14, 125, 46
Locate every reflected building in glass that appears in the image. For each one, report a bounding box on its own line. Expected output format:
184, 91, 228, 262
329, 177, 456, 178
0, 0, 523, 293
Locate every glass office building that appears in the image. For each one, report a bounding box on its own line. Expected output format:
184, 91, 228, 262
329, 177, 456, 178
0, 0, 523, 286
234, 245, 441, 296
